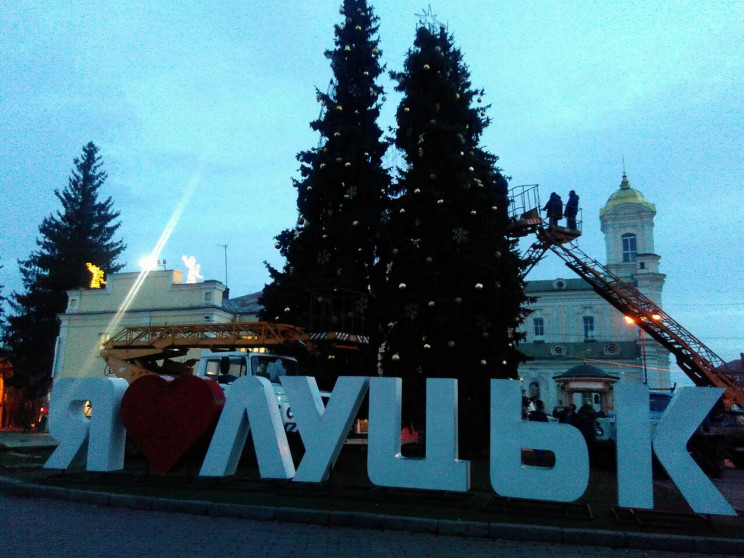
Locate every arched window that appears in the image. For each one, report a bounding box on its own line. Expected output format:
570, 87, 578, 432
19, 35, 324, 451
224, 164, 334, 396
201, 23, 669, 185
529, 381, 541, 400
622, 233, 637, 262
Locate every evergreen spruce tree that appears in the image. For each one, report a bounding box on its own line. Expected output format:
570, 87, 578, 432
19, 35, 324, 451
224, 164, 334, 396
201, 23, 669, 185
376, 23, 528, 455
260, 0, 390, 345
6, 142, 125, 397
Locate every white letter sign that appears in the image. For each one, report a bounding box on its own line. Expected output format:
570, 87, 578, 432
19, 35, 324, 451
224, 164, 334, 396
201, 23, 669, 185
490, 380, 589, 502
653, 387, 735, 515
200, 376, 295, 479
45, 377, 128, 471
368, 377, 470, 492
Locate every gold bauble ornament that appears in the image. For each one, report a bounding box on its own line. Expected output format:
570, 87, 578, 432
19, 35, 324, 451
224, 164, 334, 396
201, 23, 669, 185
399, 283, 406, 289
392, 354, 400, 361
475, 283, 483, 290
423, 64, 430, 70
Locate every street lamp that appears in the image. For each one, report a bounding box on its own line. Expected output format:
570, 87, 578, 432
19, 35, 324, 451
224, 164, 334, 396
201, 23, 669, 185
624, 316, 648, 385
624, 314, 662, 386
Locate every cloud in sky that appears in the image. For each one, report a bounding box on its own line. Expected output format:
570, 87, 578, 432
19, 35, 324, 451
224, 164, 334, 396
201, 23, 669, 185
1, 1, 742, 363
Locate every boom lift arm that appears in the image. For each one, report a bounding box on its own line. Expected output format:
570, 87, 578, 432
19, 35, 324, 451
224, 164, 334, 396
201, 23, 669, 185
101, 322, 307, 383
508, 184, 744, 406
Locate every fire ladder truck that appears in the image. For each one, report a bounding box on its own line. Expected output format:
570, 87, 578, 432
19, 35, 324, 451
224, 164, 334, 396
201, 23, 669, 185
101, 322, 308, 383
508, 184, 744, 472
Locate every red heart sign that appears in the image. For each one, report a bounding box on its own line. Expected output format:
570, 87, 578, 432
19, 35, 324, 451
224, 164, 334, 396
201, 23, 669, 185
121, 374, 225, 473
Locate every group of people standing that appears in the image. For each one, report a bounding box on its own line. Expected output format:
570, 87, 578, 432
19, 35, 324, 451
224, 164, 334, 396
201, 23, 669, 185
526, 400, 602, 445
543, 190, 579, 230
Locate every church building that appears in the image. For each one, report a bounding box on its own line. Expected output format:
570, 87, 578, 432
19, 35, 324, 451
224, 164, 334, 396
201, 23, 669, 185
518, 173, 671, 414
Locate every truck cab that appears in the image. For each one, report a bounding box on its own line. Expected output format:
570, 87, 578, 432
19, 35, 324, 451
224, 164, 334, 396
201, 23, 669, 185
196, 351, 301, 431
595, 391, 672, 443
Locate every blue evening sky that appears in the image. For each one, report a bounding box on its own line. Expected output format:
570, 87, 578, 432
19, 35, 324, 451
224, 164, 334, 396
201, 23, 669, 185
1, 1, 742, 379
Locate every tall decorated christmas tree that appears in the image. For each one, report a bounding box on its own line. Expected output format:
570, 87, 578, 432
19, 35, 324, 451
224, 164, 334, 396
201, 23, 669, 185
375, 21, 528, 455
6, 142, 125, 398
260, 0, 390, 352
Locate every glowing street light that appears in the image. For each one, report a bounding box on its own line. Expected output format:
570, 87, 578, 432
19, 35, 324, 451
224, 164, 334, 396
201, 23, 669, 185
624, 315, 648, 385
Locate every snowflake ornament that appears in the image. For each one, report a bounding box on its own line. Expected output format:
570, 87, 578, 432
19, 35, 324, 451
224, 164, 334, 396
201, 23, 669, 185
452, 227, 469, 244
404, 303, 420, 320
317, 250, 331, 264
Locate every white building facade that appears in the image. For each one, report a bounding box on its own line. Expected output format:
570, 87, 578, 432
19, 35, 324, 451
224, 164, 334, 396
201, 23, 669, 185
52, 270, 250, 381
518, 174, 671, 413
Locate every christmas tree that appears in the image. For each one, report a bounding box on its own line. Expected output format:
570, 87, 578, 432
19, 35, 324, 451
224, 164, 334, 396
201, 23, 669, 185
6, 142, 125, 398
260, 0, 390, 350
375, 22, 528, 455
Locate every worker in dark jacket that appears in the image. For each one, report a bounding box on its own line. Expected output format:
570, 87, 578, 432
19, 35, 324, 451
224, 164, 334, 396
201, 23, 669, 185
576, 403, 597, 445
543, 192, 563, 227
565, 190, 579, 230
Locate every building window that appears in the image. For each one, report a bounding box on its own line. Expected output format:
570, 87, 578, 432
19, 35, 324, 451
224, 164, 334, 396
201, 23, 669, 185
583, 315, 595, 340
533, 317, 544, 338
204, 291, 213, 302
528, 381, 541, 400
622, 233, 637, 262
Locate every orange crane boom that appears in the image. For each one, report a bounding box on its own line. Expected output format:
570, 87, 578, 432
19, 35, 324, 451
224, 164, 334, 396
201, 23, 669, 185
508, 184, 744, 407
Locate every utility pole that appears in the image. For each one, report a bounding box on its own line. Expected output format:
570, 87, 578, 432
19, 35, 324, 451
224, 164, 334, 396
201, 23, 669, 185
217, 244, 228, 287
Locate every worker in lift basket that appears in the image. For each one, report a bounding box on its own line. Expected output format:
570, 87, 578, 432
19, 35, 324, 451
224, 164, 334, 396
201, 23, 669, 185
543, 192, 563, 227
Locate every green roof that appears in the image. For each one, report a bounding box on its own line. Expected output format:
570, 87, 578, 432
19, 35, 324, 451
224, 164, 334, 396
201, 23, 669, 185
554, 363, 620, 380
600, 173, 656, 217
